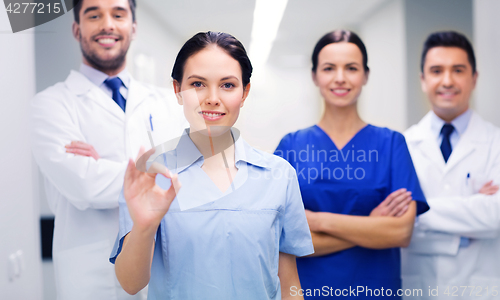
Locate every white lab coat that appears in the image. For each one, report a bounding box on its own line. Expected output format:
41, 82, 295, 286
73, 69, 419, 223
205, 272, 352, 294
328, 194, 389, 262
31, 70, 186, 300
401, 111, 500, 300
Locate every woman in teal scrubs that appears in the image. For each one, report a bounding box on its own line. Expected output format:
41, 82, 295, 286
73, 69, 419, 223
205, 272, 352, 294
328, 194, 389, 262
110, 32, 314, 300
275, 30, 429, 299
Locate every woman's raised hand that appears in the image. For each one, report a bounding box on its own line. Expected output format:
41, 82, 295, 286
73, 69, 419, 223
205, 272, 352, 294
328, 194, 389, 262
370, 188, 412, 217
123, 149, 181, 232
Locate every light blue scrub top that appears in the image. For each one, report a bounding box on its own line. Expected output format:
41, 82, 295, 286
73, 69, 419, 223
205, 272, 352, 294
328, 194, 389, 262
110, 129, 314, 300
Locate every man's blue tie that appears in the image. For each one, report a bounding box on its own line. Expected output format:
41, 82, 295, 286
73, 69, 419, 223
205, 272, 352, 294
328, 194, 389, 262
104, 77, 126, 112
440, 124, 454, 163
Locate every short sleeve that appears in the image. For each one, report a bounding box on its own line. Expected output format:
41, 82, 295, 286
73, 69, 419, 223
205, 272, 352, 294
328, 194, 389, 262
279, 165, 314, 256
109, 166, 168, 264
390, 132, 429, 215
109, 189, 133, 264
274, 133, 294, 165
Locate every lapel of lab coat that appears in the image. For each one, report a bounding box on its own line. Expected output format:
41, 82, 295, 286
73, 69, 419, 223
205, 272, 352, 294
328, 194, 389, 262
407, 112, 446, 171
125, 78, 155, 117
64, 70, 125, 122
444, 112, 488, 174
408, 111, 487, 176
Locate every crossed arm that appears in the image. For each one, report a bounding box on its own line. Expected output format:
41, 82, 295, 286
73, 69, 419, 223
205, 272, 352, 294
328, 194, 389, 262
417, 180, 500, 238
305, 189, 417, 257
30, 95, 129, 210
308, 179, 500, 257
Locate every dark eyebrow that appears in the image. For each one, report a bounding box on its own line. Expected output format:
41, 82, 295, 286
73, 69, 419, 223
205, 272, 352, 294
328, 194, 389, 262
321, 62, 361, 67
113, 7, 128, 13
83, 6, 128, 15
429, 64, 468, 69
221, 76, 239, 81
83, 6, 99, 15
187, 75, 206, 80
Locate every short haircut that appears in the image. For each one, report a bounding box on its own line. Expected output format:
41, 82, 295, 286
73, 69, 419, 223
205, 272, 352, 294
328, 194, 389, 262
72, 0, 136, 24
421, 31, 476, 74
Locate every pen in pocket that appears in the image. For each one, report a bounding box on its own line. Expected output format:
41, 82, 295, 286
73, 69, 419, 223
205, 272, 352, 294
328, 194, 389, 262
147, 114, 155, 148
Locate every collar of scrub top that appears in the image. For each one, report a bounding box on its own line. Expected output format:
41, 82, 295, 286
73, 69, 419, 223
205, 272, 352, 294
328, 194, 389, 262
173, 128, 271, 174
430, 109, 472, 149
79, 63, 131, 100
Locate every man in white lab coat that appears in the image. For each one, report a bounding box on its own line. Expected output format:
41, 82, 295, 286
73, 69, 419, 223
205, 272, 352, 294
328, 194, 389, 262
401, 31, 500, 299
30, 0, 185, 299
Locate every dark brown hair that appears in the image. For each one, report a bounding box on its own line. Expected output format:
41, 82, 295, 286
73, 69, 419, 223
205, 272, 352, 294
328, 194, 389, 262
421, 31, 476, 74
72, 0, 136, 24
171, 31, 253, 88
312, 30, 369, 73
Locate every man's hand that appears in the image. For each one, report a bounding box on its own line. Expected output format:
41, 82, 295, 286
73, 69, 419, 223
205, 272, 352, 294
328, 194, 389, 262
370, 188, 412, 217
65, 141, 100, 160
479, 180, 499, 195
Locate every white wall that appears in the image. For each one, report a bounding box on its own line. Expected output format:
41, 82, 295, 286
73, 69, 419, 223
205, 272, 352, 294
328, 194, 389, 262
473, 0, 500, 127
0, 5, 43, 300
236, 64, 320, 153
127, 2, 183, 88
358, 0, 407, 132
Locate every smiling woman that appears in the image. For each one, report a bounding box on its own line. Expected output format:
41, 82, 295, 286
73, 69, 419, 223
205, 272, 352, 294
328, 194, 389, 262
110, 31, 314, 300
274, 30, 429, 300
170, 32, 252, 138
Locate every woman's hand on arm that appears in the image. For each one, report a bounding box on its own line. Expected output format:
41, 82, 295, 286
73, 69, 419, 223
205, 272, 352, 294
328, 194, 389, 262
307, 201, 416, 249
306, 189, 416, 250
278, 252, 303, 300
370, 188, 412, 217
115, 153, 181, 295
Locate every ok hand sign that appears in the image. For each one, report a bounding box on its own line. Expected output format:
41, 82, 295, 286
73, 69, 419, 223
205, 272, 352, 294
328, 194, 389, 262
124, 148, 181, 232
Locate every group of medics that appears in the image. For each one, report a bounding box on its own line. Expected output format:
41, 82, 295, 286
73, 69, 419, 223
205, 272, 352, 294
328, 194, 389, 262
29, 0, 500, 299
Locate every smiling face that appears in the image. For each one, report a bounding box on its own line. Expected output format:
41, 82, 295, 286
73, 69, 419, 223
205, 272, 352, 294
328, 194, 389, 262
72, 0, 136, 75
313, 42, 368, 108
173, 45, 250, 135
421, 46, 477, 122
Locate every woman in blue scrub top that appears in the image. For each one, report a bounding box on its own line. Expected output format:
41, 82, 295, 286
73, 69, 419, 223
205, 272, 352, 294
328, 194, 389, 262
275, 30, 429, 299
110, 32, 314, 300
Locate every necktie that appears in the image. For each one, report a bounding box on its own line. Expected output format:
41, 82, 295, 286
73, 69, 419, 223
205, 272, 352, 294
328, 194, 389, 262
104, 77, 126, 112
441, 123, 469, 247
440, 123, 455, 163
